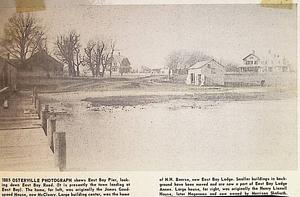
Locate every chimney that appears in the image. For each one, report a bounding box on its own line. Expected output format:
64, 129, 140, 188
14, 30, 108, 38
7, 53, 10, 60
252, 50, 255, 54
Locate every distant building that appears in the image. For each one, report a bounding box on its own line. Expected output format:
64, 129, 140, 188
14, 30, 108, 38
238, 50, 290, 73
150, 68, 161, 75
160, 68, 172, 76
149, 68, 172, 76
239, 52, 260, 72
139, 66, 152, 73
186, 59, 225, 86
110, 53, 122, 74
0, 56, 17, 91
119, 57, 131, 75
19, 50, 64, 77
110, 53, 132, 75
259, 50, 290, 72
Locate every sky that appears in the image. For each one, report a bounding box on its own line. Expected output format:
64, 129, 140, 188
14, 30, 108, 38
0, 1, 297, 69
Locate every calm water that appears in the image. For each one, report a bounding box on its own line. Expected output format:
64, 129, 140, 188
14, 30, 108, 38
55, 97, 297, 171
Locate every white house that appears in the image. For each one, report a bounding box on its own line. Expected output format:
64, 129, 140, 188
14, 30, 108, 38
239, 52, 260, 72
186, 59, 226, 86
260, 50, 290, 72
239, 50, 290, 73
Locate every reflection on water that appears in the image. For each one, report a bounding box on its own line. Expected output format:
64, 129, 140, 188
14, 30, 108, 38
57, 98, 297, 171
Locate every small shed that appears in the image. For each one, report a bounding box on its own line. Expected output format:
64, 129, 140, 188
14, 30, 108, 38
0, 57, 17, 91
186, 59, 225, 86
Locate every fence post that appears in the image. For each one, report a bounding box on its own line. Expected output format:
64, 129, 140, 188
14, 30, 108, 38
54, 132, 66, 171
36, 99, 40, 116
47, 114, 56, 152
41, 105, 49, 135
35, 89, 38, 109
32, 87, 37, 105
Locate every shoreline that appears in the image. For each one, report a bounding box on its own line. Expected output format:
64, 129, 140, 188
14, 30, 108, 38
82, 89, 296, 107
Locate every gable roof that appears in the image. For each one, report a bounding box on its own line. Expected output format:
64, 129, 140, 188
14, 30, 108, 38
25, 50, 64, 70
120, 57, 131, 67
188, 59, 224, 70
242, 53, 260, 61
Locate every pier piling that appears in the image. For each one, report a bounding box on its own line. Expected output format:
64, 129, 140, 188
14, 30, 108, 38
41, 105, 49, 135
47, 114, 56, 152
54, 132, 66, 171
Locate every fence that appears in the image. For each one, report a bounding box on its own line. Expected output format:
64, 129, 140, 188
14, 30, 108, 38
32, 87, 67, 171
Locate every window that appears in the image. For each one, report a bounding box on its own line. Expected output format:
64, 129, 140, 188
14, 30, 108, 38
211, 68, 216, 74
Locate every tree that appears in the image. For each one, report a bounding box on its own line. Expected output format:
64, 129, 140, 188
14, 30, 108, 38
107, 41, 115, 77
165, 50, 211, 75
165, 51, 184, 74
74, 47, 84, 77
83, 41, 96, 76
0, 13, 46, 68
94, 41, 105, 77
120, 58, 131, 76
55, 31, 81, 77
83, 39, 115, 77
225, 62, 239, 72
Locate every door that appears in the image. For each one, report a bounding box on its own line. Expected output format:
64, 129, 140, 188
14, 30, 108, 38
198, 74, 202, 85
191, 73, 195, 84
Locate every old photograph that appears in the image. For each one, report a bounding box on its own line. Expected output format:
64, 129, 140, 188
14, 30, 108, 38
0, 2, 297, 171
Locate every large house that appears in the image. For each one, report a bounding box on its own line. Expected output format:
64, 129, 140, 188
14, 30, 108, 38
186, 59, 225, 86
110, 53, 132, 75
238, 50, 290, 73
0, 56, 17, 91
19, 50, 64, 77
260, 51, 290, 72
186, 51, 294, 87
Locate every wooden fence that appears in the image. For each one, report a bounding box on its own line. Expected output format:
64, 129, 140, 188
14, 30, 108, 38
32, 87, 67, 171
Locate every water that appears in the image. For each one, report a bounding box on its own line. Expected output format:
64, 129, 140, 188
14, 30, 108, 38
55, 97, 297, 171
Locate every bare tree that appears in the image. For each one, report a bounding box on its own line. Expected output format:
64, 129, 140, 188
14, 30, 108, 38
165, 50, 212, 75
99, 40, 116, 77
94, 41, 105, 77
107, 41, 115, 77
83, 41, 96, 76
55, 31, 80, 77
0, 13, 46, 68
74, 47, 84, 77
83, 39, 116, 77
165, 51, 184, 75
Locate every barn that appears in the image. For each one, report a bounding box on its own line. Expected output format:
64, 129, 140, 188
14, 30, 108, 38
186, 59, 226, 86
19, 50, 64, 77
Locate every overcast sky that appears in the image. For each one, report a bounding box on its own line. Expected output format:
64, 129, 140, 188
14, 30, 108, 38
0, 1, 297, 68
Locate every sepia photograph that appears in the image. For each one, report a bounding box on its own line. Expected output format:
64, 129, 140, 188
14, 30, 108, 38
0, 1, 297, 171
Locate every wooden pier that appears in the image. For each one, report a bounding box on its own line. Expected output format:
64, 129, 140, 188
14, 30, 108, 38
0, 91, 57, 171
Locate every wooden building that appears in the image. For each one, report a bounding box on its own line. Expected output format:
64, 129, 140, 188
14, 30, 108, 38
239, 52, 260, 72
186, 59, 225, 86
0, 57, 17, 91
19, 50, 64, 77
238, 50, 290, 73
